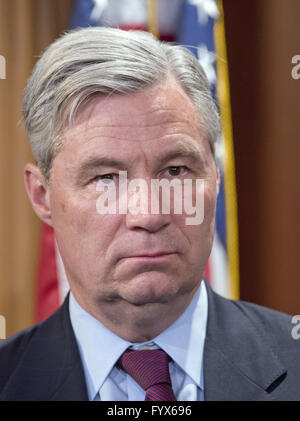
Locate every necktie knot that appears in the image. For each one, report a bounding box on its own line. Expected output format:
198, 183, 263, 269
117, 349, 177, 401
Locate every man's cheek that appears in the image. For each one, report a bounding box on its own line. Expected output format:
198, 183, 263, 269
52, 195, 94, 237
204, 182, 218, 214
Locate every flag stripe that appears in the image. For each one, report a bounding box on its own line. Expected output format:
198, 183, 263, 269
214, 0, 239, 299
36, 223, 59, 322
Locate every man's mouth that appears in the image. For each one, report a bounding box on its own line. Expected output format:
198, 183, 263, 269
123, 252, 177, 262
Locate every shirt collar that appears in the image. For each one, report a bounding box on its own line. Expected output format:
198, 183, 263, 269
69, 280, 207, 400
152, 281, 207, 389
69, 293, 131, 400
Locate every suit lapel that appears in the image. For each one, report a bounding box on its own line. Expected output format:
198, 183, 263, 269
204, 337, 277, 401
203, 281, 286, 401
1, 294, 88, 401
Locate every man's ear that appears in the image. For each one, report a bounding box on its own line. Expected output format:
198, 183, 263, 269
24, 163, 53, 226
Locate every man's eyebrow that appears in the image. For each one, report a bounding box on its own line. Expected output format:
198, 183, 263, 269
76, 143, 202, 183
76, 156, 126, 182
156, 143, 203, 167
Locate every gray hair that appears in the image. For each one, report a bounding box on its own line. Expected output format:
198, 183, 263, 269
23, 26, 220, 184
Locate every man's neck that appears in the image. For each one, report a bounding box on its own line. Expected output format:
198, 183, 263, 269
70, 283, 201, 342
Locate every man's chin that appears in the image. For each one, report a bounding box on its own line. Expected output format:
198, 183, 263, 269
117, 273, 180, 306
122, 294, 170, 307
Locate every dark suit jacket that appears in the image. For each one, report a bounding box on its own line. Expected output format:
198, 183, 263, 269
0, 280, 299, 401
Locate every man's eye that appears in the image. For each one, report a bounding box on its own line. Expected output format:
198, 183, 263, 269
165, 166, 187, 177
94, 174, 117, 184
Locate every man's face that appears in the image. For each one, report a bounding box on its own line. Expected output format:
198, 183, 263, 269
47, 76, 219, 323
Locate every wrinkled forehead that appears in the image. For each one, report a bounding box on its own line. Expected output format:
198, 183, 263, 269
61, 76, 204, 146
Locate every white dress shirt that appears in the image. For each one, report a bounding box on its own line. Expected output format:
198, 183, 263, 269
69, 280, 208, 401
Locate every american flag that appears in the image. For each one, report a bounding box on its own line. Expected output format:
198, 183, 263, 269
35, 0, 239, 322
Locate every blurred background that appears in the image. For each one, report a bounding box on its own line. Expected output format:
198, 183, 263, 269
0, 0, 299, 338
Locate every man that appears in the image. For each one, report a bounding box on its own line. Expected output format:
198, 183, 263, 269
0, 27, 299, 401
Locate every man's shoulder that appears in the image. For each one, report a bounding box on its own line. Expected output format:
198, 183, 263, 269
204, 284, 300, 400
232, 296, 293, 325
207, 283, 299, 359
0, 323, 38, 359
0, 322, 41, 392
0, 299, 68, 396
0, 298, 66, 356
232, 298, 296, 346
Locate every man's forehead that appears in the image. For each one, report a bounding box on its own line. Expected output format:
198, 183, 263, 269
78, 139, 203, 169
65, 76, 199, 135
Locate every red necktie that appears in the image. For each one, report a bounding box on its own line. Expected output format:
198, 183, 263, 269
117, 349, 177, 401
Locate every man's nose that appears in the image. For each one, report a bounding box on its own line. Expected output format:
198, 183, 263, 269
124, 180, 171, 232
125, 210, 171, 233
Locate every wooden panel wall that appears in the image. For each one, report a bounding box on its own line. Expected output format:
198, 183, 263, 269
223, 0, 300, 314
0, 0, 72, 338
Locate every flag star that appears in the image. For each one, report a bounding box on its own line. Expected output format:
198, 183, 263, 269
188, 0, 219, 24
197, 44, 216, 86
90, 0, 108, 22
